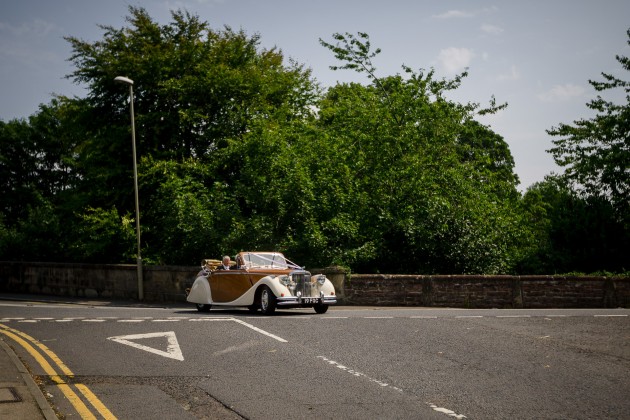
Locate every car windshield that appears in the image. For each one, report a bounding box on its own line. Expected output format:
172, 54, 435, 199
241, 252, 296, 269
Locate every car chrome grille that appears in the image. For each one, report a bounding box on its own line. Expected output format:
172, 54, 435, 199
292, 271, 315, 297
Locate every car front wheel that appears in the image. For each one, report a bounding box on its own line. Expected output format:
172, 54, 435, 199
196, 303, 211, 312
259, 286, 276, 315
314, 304, 329, 314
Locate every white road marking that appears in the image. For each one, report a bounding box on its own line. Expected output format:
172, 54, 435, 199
317, 356, 402, 392
188, 318, 232, 322
317, 355, 468, 417
2, 312, 629, 325
107, 331, 184, 361
231, 318, 288, 343
428, 403, 467, 419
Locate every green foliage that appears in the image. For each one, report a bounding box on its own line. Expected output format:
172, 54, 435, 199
70, 207, 136, 263
547, 28, 630, 222
65, 6, 317, 161
0, 194, 67, 261
518, 176, 629, 274
0, 118, 39, 224
2, 9, 626, 276
139, 158, 233, 265
312, 33, 522, 273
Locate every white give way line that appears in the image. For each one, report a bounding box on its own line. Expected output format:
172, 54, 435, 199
107, 317, 287, 361
108, 331, 185, 361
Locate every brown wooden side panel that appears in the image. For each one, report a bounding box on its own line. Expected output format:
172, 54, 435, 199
209, 271, 247, 302
208, 273, 223, 301
211, 269, 292, 302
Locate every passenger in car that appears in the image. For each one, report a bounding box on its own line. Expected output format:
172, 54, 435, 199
234, 255, 244, 270
217, 255, 232, 270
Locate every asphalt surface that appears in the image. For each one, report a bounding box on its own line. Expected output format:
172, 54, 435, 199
1, 293, 628, 419
0, 293, 190, 420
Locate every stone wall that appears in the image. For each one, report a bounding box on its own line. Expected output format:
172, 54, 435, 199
344, 274, 630, 308
1, 261, 628, 308
0, 261, 197, 302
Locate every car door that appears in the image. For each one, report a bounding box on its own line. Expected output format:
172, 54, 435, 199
209, 270, 253, 303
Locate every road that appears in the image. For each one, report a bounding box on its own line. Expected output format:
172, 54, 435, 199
0, 299, 628, 419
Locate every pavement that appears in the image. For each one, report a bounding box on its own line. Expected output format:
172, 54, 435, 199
0, 337, 57, 419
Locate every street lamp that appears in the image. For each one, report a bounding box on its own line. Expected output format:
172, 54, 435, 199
114, 76, 143, 301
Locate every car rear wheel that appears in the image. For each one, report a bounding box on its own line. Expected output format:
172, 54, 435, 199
314, 304, 329, 314
196, 303, 211, 312
259, 286, 276, 315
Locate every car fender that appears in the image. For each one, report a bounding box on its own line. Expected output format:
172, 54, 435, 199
256, 274, 292, 297
186, 275, 212, 304
319, 277, 336, 297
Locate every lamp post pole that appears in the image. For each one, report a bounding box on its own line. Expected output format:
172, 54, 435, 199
114, 76, 143, 301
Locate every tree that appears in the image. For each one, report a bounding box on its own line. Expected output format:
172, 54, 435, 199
59, 6, 319, 263
0, 118, 38, 224
65, 6, 317, 162
2, 19, 538, 273
456, 119, 520, 200
547, 28, 630, 222
0, 193, 67, 261
519, 176, 629, 274
69, 207, 136, 263
0, 98, 85, 262
314, 32, 524, 273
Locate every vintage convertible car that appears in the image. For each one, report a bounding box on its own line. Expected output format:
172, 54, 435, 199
186, 251, 337, 314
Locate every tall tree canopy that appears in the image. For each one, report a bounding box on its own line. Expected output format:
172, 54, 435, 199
58, 6, 319, 264
547, 28, 630, 222
519, 175, 629, 274
310, 32, 524, 273
63, 6, 317, 211
6, 9, 625, 275
66, 7, 317, 159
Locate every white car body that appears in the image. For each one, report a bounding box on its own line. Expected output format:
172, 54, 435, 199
186, 251, 337, 314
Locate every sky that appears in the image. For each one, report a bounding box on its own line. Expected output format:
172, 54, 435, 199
1, 0, 629, 190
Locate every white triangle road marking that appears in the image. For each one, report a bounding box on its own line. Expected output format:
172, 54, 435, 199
107, 331, 184, 361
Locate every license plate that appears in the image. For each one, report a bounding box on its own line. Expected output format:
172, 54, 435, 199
301, 298, 319, 304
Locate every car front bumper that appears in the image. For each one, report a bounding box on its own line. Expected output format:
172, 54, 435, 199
276, 296, 337, 306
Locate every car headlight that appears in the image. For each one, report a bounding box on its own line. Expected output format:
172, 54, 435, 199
280, 275, 291, 286
316, 275, 326, 285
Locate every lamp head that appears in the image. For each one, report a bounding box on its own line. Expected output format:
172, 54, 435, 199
114, 76, 134, 85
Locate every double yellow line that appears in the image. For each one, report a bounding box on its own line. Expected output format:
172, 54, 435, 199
0, 323, 116, 419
